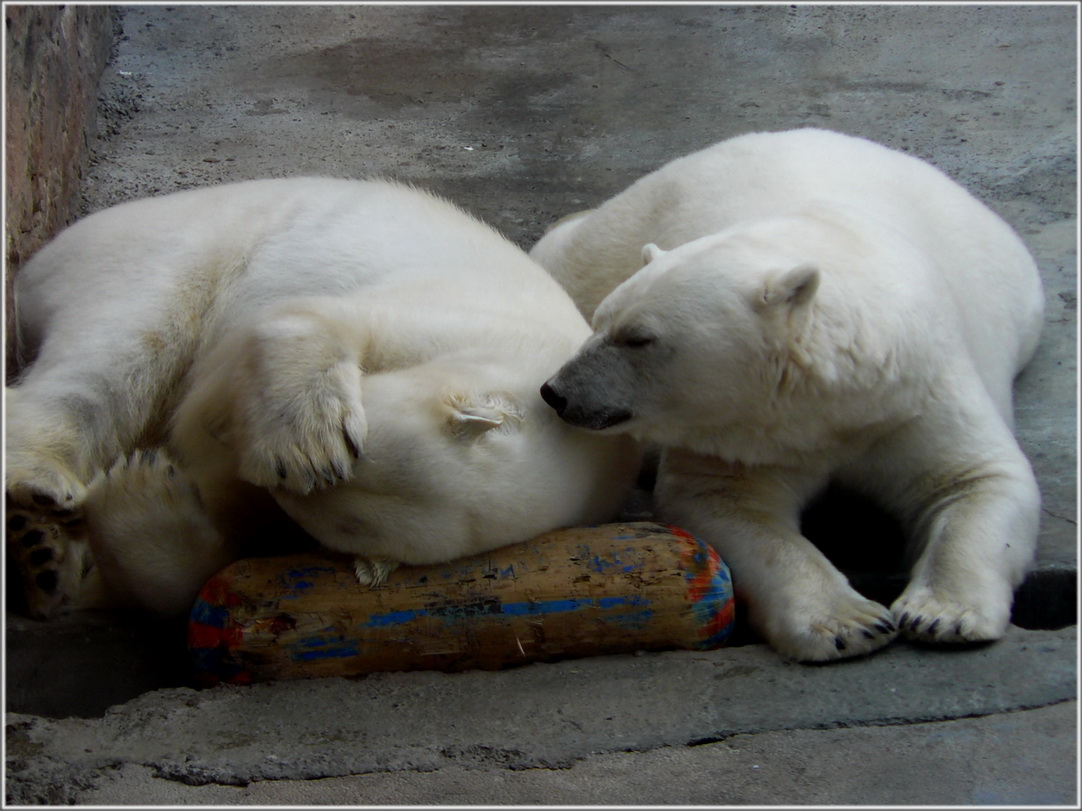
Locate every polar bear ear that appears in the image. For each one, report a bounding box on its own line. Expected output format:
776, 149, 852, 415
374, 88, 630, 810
641, 243, 667, 266
446, 393, 522, 440
757, 263, 820, 311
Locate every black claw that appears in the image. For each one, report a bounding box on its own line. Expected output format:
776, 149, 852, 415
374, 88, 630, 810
834, 636, 847, 651
874, 621, 894, 635
344, 429, 362, 459
926, 618, 940, 635
276, 460, 288, 480
908, 615, 922, 632
955, 622, 965, 636
863, 629, 875, 640
898, 612, 911, 627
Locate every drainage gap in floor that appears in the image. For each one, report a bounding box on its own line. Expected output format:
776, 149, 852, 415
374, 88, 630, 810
1011, 568, 1078, 631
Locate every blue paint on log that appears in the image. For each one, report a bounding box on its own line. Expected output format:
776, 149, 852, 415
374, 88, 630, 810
355, 594, 655, 630
290, 642, 360, 661
363, 609, 427, 628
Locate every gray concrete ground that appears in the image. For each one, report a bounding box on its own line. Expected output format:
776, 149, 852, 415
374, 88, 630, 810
5, 3, 1078, 806
6, 628, 1078, 805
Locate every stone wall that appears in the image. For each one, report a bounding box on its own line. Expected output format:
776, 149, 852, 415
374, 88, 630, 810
5, 5, 116, 379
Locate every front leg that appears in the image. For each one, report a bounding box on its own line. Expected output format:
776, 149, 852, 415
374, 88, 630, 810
657, 450, 898, 662
223, 303, 369, 494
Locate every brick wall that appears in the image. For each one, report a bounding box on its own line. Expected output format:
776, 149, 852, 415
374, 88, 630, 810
5, 5, 116, 379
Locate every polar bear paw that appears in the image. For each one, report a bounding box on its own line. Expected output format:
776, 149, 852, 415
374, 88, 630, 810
81, 449, 232, 616
353, 556, 399, 587
236, 362, 367, 495
85, 449, 196, 519
891, 584, 1009, 645
764, 590, 899, 663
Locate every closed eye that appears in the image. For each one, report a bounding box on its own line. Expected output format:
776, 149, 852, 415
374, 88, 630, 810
616, 334, 655, 349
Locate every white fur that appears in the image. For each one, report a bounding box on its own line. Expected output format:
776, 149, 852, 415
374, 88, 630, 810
7, 178, 638, 617
535, 129, 1044, 662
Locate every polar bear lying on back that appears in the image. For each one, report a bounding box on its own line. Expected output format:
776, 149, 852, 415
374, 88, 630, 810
6, 178, 638, 619
534, 128, 1044, 662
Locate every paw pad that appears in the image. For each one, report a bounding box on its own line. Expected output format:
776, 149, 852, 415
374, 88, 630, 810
5, 502, 91, 619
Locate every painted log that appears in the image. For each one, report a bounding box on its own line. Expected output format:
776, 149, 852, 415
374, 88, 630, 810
188, 522, 734, 685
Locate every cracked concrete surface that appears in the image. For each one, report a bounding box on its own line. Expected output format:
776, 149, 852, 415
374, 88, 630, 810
5, 3, 1078, 805
6, 701, 1075, 805
6, 629, 1077, 804
15, 630, 1075, 780
63, 702, 1078, 806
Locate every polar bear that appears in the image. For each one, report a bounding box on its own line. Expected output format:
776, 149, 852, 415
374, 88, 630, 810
6, 178, 638, 619
534, 128, 1044, 662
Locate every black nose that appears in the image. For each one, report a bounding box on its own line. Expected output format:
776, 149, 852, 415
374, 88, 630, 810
539, 381, 567, 415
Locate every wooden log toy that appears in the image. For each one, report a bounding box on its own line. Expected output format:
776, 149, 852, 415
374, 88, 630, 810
188, 522, 734, 685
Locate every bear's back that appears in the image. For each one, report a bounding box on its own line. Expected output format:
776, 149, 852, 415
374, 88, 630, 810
543, 129, 1043, 385
17, 178, 589, 364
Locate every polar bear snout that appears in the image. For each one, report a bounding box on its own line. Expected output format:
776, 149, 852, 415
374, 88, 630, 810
541, 335, 641, 431
540, 370, 634, 432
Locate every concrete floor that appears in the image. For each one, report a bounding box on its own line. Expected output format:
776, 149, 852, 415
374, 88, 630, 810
5, 3, 1078, 805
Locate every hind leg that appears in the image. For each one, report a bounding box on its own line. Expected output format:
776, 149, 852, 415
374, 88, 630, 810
891, 457, 1039, 644
7, 291, 198, 617
865, 406, 1040, 645
79, 450, 237, 617
5, 381, 113, 618
5, 365, 182, 616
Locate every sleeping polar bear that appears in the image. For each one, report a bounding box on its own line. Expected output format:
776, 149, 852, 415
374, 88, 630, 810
6, 178, 638, 619
534, 128, 1044, 662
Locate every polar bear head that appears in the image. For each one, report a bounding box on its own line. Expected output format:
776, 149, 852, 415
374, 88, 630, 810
273, 357, 639, 566
540, 236, 821, 454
